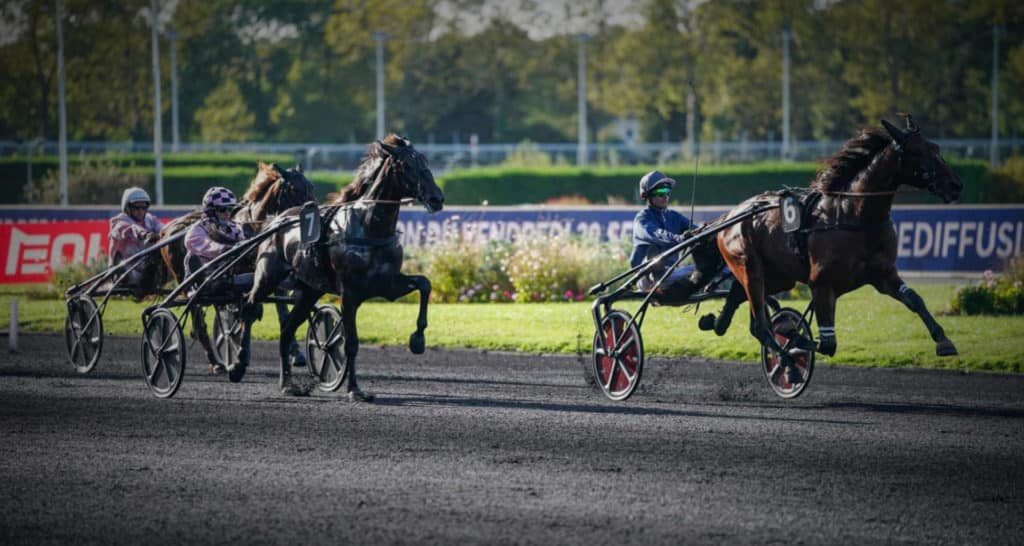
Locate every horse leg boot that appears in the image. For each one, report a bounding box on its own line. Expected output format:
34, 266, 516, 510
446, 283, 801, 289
897, 283, 957, 356
275, 299, 307, 367
749, 296, 803, 385
191, 306, 224, 374
384, 274, 431, 354
228, 318, 252, 383
343, 301, 374, 403
276, 290, 318, 396
811, 284, 838, 356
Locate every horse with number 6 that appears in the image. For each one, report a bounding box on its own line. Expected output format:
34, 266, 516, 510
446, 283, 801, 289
704, 115, 963, 382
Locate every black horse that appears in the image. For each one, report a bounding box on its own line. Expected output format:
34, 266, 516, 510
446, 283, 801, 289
246, 135, 445, 400
160, 162, 316, 372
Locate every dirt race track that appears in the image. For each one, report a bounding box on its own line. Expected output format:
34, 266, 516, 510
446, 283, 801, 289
1, 333, 1022, 545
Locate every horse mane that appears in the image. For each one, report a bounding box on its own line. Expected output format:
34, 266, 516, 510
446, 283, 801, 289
243, 162, 283, 204
812, 127, 892, 192
331, 134, 408, 204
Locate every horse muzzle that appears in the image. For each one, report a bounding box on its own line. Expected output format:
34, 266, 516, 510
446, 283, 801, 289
423, 196, 445, 214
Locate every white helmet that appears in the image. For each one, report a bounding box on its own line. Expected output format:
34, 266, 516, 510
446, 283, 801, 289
121, 187, 151, 213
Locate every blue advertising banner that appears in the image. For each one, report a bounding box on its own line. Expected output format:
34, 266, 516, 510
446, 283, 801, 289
2, 205, 1022, 274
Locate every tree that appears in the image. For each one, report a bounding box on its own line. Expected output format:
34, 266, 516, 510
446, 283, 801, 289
194, 79, 256, 141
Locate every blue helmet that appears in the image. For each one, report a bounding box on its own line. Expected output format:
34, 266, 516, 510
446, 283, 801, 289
638, 170, 676, 199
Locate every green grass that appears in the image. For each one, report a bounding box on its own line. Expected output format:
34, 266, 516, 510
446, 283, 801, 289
2, 284, 1022, 373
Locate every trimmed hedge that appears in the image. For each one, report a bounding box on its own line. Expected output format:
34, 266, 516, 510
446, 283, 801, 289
1, 160, 338, 205
435, 160, 993, 205
0, 155, 997, 206
0, 153, 297, 204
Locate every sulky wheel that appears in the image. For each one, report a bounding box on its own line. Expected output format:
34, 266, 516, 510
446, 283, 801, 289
64, 295, 103, 374
592, 309, 644, 402
760, 307, 815, 399
212, 304, 244, 371
306, 304, 347, 392
141, 308, 187, 399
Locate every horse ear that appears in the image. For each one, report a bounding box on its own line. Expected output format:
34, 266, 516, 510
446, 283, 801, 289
903, 114, 920, 134
881, 119, 906, 144
294, 163, 303, 174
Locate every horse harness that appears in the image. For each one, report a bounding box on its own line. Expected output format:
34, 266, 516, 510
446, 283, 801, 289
779, 187, 895, 263
286, 199, 407, 293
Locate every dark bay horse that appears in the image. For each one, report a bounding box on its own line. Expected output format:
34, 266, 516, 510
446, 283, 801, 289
160, 162, 316, 370
245, 135, 445, 401
710, 117, 962, 374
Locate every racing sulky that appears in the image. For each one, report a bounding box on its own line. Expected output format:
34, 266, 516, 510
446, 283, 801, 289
160, 162, 316, 373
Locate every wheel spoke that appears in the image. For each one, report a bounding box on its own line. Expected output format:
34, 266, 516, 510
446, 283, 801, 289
615, 357, 636, 382
146, 356, 163, 383
162, 355, 177, 385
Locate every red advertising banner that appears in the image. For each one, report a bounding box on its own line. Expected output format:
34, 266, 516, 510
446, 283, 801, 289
0, 221, 111, 284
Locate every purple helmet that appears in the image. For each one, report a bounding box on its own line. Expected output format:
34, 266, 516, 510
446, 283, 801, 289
202, 186, 237, 211
638, 170, 676, 199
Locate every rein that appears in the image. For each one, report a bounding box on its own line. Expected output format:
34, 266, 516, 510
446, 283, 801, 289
819, 189, 897, 197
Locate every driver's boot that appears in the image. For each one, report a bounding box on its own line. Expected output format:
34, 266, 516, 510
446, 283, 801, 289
653, 279, 699, 306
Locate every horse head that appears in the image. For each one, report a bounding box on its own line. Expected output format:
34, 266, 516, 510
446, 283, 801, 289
881, 116, 962, 204
274, 163, 317, 210
244, 162, 317, 219
373, 135, 445, 213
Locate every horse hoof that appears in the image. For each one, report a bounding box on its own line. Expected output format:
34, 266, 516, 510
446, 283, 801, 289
280, 381, 311, 397
348, 389, 375, 403
290, 352, 308, 368
208, 363, 226, 375
936, 339, 958, 357
818, 338, 837, 357
409, 332, 425, 355
227, 362, 248, 383
698, 314, 716, 331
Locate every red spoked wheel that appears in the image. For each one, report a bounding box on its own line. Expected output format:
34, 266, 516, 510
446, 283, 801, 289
760, 307, 815, 399
592, 310, 644, 401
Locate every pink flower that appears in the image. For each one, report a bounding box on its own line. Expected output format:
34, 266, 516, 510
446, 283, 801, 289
564, 290, 574, 300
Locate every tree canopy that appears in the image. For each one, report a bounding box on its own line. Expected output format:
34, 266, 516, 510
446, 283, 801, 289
1, 0, 1022, 145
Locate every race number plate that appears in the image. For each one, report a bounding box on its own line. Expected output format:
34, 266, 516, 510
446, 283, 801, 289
780, 194, 801, 233
298, 201, 321, 245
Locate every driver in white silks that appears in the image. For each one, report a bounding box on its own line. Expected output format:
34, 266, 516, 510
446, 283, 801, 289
185, 186, 254, 377
108, 187, 163, 290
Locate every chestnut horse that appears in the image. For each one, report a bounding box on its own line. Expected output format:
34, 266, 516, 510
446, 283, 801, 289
245, 135, 445, 401
160, 162, 316, 371
708, 117, 962, 377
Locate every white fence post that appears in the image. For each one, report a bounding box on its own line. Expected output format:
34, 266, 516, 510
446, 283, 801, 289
9, 298, 18, 353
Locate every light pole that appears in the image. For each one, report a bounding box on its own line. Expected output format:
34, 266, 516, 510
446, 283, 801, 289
991, 24, 1001, 168
577, 33, 589, 168
373, 31, 387, 140
56, 0, 68, 205
150, 0, 163, 204
781, 26, 791, 161
168, 28, 179, 153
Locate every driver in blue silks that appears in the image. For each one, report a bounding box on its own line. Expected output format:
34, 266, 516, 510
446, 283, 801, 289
631, 170, 723, 303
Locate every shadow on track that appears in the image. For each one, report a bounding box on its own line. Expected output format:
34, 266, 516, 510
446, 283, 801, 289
372, 393, 869, 426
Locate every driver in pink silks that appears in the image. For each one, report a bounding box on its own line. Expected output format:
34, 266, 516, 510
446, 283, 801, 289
185, 186, 253, 379
184, 186, 246, 272
108, 187, 162, 287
